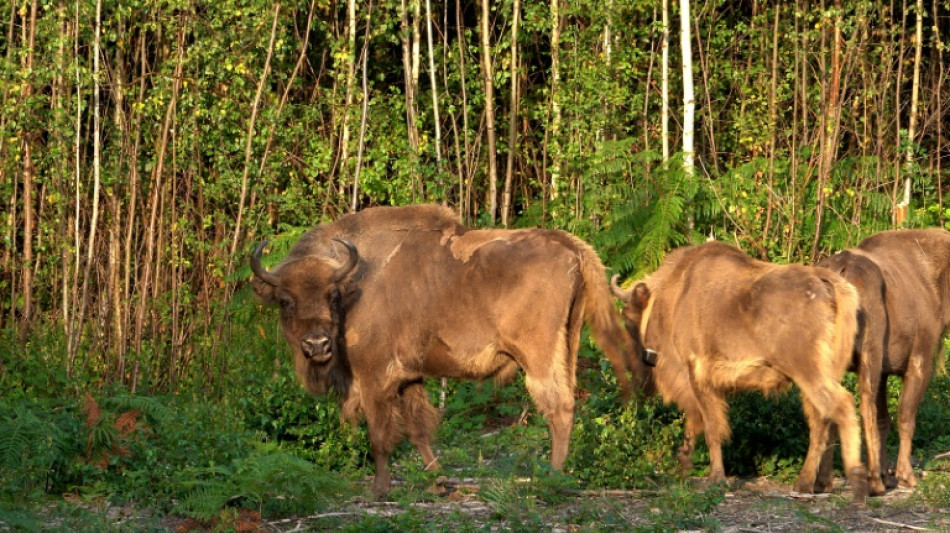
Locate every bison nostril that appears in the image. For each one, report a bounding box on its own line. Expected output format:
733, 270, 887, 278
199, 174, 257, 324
302, 335, 332, 361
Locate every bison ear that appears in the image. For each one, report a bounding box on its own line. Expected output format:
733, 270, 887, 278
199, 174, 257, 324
632, 283, 651, 309
252, 277, 277, 305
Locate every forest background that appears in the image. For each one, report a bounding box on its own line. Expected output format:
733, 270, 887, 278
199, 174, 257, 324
2, 0, 950, 529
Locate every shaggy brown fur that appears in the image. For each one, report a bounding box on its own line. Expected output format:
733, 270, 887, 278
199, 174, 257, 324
816, 228, 950, 495
251, 204, 640, 499
613, 241, 868, 501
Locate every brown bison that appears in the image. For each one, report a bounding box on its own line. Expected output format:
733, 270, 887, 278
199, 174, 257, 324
250, 204, 640, 498
612, 240, 868, 500
815, 228, 950, 495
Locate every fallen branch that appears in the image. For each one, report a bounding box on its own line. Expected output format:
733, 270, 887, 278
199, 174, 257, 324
869, 517, 929, 531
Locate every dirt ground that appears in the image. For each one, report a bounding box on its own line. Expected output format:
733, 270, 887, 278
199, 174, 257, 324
171, 475, 948, 532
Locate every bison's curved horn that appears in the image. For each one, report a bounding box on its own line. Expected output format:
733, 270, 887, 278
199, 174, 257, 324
332, 237, 359, 282
611, 274, 631, 300
250, 240, 281, 286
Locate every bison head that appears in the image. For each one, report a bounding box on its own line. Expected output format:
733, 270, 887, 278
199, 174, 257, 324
612, 276, 658, 368
251, 237, 359, 394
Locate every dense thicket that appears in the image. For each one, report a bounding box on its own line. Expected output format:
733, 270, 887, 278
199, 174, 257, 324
2, 0, 948, 392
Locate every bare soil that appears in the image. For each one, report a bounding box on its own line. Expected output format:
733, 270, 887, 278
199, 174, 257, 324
161, 475, 949, 532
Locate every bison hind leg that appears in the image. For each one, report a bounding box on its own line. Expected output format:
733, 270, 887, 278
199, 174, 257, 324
524, 374, 575, 470
400, 382, 442, 471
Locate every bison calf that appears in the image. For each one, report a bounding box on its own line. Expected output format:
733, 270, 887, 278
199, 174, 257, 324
613, 241, 868, 501
250, 204, 641, 499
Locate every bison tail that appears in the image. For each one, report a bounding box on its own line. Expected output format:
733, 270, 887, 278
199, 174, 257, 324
574, 239, 645, 400
826, 271, 861, 380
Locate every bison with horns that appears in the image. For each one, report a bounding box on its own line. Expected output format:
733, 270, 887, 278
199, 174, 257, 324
250, 204, 643, 499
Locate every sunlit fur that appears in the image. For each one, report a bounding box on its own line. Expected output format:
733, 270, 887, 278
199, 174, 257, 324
817, 228, 950, 495
616, 241, 867, 501
251, 204, 642, 499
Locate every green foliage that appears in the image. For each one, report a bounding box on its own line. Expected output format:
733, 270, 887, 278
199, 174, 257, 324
595, 151, 713, 278
918, 458, 950, 509
173, 441, 352, 519
569, 396, 683, 489
634, 482, 726, 533
0, 399, 79, 502
722, 391, 809, 480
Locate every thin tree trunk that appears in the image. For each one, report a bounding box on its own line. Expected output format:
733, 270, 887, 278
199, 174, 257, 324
456, 0, 472, 222
897, 0, 923, 220
936, 0, 945, 225
133, 27, 185, 367
352, 0, 375, 212
679, 0, 695, 175
763, 4, 781, 254
811, 0, 843, 260
18, 0, 39, 337
661, 0, 670, 161
339, 0, 357, 194
502, 0, 521, 227
69, 0, 104, 374
425, 0, 443, 173
229, 3, 280, 264
479, 0, 498, 222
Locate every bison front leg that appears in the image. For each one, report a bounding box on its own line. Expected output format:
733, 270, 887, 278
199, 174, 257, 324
400, 382, 441, 471
364, 396, 402, 500
677, 413, 704, 474
688, 387, 729, 485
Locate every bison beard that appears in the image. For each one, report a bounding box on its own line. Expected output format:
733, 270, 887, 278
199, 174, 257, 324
817, 228, 950, 496
249, 204, 641, 499
614, 241, 869, 502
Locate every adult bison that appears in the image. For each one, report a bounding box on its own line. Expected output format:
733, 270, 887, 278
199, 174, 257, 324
815, 228, 950, 495
249, 204, 640, 499
612, 240, 868, 500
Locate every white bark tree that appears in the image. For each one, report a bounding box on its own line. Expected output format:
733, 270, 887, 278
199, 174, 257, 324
679, 0, 694, 174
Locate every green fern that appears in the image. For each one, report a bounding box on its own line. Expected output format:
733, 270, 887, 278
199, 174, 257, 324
100, 394, 171, 425
173, 442, 352, 519
596, 152, 708, 279
0, 401, 75, 499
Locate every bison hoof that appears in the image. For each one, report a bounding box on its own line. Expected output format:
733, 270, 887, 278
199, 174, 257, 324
371, 484, 391, 501
792, 478, 815, 494
867, 476, 887, 497
848, 467, 869, 504
813, 475, 834, 494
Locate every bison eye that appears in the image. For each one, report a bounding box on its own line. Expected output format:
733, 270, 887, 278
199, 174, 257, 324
277, 295, 295, 314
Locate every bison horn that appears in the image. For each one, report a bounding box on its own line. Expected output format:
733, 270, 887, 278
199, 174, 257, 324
611, 274, 631, 300
250, 240, 281, 286
332, 237, 359, 282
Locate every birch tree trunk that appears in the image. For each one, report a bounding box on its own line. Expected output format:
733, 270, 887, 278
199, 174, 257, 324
338, 0, 357, 196
679, 0, 694, 174
479, 0, 498, 223
425, 0, 442, 171
547, 0, 562, 202
502, 0, 521, 227
896, 0, 923, 221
